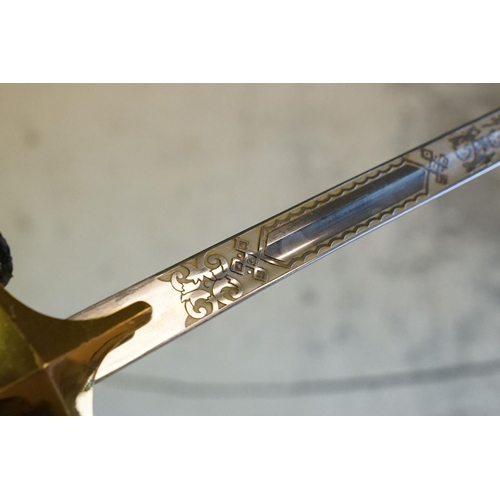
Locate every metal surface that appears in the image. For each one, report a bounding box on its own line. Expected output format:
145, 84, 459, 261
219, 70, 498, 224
71, 108, 500, 382
0, 285, 151, 415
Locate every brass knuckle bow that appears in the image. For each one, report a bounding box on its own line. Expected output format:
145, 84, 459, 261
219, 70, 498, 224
0, 286, 152, 416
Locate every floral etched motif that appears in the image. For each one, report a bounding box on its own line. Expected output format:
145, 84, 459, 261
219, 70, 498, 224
449, 114, 500, 173
482, 115, 500, 148
160, 254, 243, 325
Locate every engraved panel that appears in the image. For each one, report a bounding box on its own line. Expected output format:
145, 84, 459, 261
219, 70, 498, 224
148, 110, 500, 340
263, 161, 428, 266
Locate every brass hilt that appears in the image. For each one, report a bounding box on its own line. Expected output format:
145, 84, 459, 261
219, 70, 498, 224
0, 286, 152, 415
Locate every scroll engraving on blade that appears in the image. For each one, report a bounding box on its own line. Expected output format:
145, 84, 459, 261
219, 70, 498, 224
158, 254, 243, 327
449, 114, 500, 173
157, 111, 500, 327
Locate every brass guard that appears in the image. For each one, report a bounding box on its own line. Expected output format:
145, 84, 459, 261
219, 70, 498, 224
0, 286, 152, 416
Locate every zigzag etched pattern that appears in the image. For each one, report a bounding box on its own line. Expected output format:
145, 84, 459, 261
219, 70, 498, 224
284, 189, 429, 267
262, 156, 430, 267
261, 162, 403, 235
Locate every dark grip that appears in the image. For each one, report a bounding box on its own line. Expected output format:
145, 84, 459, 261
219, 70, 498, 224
0, 233, 13, 287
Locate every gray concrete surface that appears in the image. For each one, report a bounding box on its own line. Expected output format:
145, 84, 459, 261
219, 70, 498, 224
1, 84, 500, 415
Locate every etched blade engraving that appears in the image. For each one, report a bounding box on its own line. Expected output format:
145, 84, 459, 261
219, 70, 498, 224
158, 254, 243, 327
263, 161, 428, 266
71, 109, 500, 380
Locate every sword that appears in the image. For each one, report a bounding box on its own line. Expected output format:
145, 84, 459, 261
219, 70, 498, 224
1, 107, 500, 415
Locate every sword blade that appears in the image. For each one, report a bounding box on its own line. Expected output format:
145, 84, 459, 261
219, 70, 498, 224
71, 108, 500, 381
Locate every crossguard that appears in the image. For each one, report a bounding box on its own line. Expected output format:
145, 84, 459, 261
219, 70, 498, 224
0, 286, 152, 415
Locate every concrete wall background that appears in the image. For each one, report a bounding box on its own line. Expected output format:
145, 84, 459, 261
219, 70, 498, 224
1, 84, 500, 415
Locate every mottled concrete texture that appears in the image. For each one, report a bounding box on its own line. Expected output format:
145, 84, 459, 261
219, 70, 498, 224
1, 84, 500, 415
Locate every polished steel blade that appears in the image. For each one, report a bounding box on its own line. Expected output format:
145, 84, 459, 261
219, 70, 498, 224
71, 109, 500, 381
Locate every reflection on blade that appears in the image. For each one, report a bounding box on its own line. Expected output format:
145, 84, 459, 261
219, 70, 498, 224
71, 109, 500, 381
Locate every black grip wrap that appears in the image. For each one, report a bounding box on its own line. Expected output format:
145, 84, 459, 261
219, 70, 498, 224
0, 233, 13, 287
